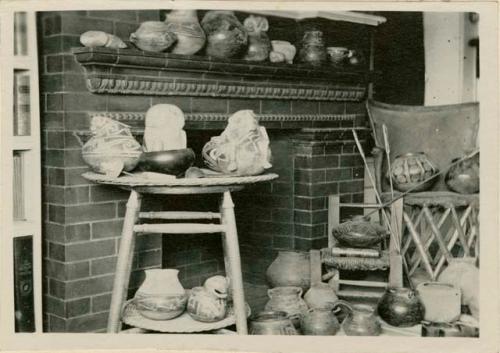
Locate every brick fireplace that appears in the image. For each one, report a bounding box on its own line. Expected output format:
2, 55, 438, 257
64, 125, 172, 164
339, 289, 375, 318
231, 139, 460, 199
39, 10, 369, 332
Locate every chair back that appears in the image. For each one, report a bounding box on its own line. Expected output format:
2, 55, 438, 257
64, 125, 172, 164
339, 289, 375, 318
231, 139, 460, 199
367, 100, 479, 191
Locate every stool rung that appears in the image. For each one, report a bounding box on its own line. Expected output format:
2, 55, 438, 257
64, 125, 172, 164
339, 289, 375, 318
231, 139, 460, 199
139, 211, 221, 220
134, 223, 226, 234
338, 279, 388, 288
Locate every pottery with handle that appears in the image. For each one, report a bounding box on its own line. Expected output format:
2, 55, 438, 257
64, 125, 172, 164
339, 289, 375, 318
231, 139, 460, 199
250, 311, 298, 335
300, 307, 341, 335
130, 21, 177, 52
264, 286, 309, 329
334, 301, 381, 336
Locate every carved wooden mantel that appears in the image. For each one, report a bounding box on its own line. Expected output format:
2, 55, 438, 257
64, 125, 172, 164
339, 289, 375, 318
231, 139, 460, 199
73, 47, 371, 101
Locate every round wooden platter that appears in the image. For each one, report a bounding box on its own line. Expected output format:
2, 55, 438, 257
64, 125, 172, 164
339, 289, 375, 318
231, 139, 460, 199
121, 300, 251, 333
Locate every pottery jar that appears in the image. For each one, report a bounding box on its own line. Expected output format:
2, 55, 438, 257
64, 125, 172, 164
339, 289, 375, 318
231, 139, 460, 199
377, 287, 425, 327
438, 257, 479, 320
243, 15, 271, 62
187, 275, 229, 322
201, 11, 248, 59
300, 307, 340, 335
164, 10, 206, 55
304, 282, 338, 309
130, 21, 177, 52
334, 301, 381, 336
298, 30, 327, 66
389, 152, 439, 192
445, 152, 479, 194
135, 269, 186, 298
416, 282, 461, 323
250, 311, 298, 335
266, 251, 311, 291
270, 40, 296, 64
264, 286, 309, 329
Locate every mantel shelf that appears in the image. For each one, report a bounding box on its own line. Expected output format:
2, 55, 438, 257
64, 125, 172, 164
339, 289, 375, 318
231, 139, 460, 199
73, 47, 373, 102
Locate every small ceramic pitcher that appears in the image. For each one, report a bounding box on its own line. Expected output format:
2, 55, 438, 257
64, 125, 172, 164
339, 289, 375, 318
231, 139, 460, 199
264, 286, 309, 329
334, 301, 381, 336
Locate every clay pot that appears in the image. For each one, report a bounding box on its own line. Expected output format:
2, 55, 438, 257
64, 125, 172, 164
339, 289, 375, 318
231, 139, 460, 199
326, 47, 353, 66
445, 152, 479, 194
438, 257, 479, 320
298, 30, 327, 66
331, 216, 387, 248
250, 311, 298, 335
243, 15, 271, 62
335, 301, 381, 336
264, 286, 309, 329
266, 251, 311, 291
80, 31, 127, 49
271, 40, 296, 64
164, 10, 206, 55
389, 152, 439, 192
377, 287, 425, 327
134, 269, 187, 320
201, 11, 248, 59
304, 283, 338, 310
138, 148, 195, 176
130, 21, 177, 52
416, 282, 461, 323
300, 307, 340, 335
187, 275, 229, 322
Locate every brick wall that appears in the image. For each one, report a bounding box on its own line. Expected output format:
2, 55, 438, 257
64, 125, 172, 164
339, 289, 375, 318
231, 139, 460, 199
39, 10, 369, 332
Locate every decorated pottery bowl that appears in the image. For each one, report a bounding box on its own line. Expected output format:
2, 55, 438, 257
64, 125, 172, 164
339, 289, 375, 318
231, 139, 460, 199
138, 148, 195, 176
134, 294, 188, 320
331, 216, 388, 248
388, 152, 439, 192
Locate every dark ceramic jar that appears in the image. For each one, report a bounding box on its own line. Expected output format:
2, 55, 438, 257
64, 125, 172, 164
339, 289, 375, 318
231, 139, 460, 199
298, 30, 327, 66
445, 152, 479, 194
250, 311, 298, 335
201, 11, 248, 59
377, 287, 425, 327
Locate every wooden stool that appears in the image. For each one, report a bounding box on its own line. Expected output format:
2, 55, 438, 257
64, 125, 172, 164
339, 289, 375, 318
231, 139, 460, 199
82, 172, 278, 335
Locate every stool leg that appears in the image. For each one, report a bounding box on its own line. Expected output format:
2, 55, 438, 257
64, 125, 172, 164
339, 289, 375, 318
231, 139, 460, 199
107, 190, 142, 333
220, 191, 248, 335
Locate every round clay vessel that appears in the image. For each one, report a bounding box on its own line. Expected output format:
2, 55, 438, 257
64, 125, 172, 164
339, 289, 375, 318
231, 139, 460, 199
134, 294, 187, 320
300, 307, 340, 335
266, 251, 311, 291
331, 216, 387, 248
243, 15, 271, 62
138, 148, 195, 176
389, 152, 439, 192
445, 153, 479, 194
271, 40, 296, 64
298, 30, 327, 66
201, 11, 248, 58
334, 301, 381, 336
130, 21, 177, 52
264, 286, 309, 329
304, 283, 338, 309
438, 257, 479, 320
377, 287, 425, 327
416, 282, 461, 323
164, 10, 206, 55
250, 311, 298, 335
187, 276, 229, 322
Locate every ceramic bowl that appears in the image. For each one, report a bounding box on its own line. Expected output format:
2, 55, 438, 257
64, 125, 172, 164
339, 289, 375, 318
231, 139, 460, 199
134, 294, 187, 320
82, 151, 142, 174
138, 148, 195, 176
331, 216, 388, 248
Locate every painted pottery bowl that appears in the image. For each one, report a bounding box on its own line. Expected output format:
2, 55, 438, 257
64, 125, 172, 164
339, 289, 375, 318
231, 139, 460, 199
138, 148, 195, 176
331, 216, 387, 248
134, 294, 187, 320
388, 152, 439, 192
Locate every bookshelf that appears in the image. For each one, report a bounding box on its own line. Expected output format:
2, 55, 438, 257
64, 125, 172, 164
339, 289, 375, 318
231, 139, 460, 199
0, 11, 42, 332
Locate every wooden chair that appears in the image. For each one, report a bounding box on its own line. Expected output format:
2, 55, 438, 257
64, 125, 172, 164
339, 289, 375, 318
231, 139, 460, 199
366, 100, 480, 282
311, 195, 404, 301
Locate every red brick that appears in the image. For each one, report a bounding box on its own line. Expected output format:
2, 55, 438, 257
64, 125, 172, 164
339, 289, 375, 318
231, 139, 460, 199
291, 100, 320, 114
65, 239, 115, 261
48, 314, 66, 332
45, 259, 90, 280
61, 15, 114, 35
339, 180, 365, 194
46, 55, 63, 73
133, 233, 162, 252
46, 131, 65, 149
46, 93, 63, 111
42, 112, 64, 130
91, 256, 117, 275
62, 74, 87, 92
44, 222, 65, 243
64, 186, 90, 204
261, 100, 291, 114
271, 209, 293, 223
65, 223, 91, 242
64, 274, 114, 299
340, 154, 364, 167
41, 36, 62, 55
353, 167, 364, 179
293, 143, 325, 156
294, 155, 339, 169
64, 202, 116, 223
66, 297, 91, 318
64, 167, 90, 186
91, 219, 123, 239
44, 295, 65, 317
44, 149, 65, 167
63, 93, 107, 111
294, 169, 326, 183
90, 184, 129, 202
43, 15, 62, 36
134, 249, 162, 269
87, 10, 137, 22
65, 312, 108, 332
326, 168, 352, 181
106, 95, 151, 112
42, 74, 63, 92
91, 293, 111, 313
254, 221, 293, 236
294, 236, 327, 251
294, 223, 325, 239
48, 168, 65, 185
191, 97, 228, 113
